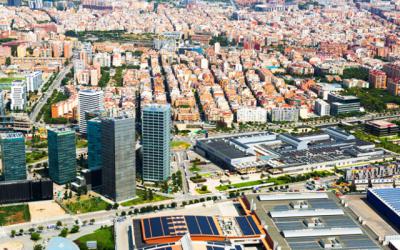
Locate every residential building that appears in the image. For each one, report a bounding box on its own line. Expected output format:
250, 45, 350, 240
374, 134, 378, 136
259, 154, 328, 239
78, 90, 103, 134
269, 106, 299, 122
314, 99, 330, 116
48, 128, 76, 185
0, 133, 26, 181
383, 63, 400, 79
101, 115, 136, 202
142, 104, 171, 181
369, 70, 387, 89
26, 71, 43, 92
237, 107, 268, 123
387, 78, 400, 96
10, 80, 26, 111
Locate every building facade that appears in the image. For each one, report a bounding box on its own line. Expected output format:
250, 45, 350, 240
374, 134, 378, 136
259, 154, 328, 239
269, 106, 299, 122
327, 93, 360, 116
369, 69, 387, 89
87, 118, 102, 171
101, 115, 136, 202
142, 104, 171, 181
48, 128, 77, 184
0, 133, 26, 181
11, 80, 26, 111
26, 71, 43, 92
78, 90, 103, 134
314, 99, 330, 117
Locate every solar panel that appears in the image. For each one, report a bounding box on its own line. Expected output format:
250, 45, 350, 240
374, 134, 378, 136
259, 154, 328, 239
197, 216, 213, 235
246, 216, 261, 235
236, 216, 255, 236
149, 217, 164, 237
185, 216, 201, 234
143, 219, 152, 239
208, 217, 219, 235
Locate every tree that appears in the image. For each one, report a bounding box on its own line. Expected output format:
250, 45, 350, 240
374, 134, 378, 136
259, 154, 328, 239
121, 211, 126, 216
19, 229, 24, 235
11, 230, 16, 237
30, 232, 41, 241
37, 226, 44, 232
112, 203, 119, 209
90, 218, 95, 225
59, 228, 68, 237
5, 57, 11, 66
33, 244, 43, 250
56, 220, 62, 228
70, 225, 79, 234
148, 189, 154, 200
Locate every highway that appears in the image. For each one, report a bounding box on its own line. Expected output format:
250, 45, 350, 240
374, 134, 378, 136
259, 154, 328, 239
29, 64, 73, 124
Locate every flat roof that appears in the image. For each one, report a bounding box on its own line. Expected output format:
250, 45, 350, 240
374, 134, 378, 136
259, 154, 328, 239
244, 192, 380, 250
367, 120, 398, 128
368, 188, 400, 217
141, 215, 262, 244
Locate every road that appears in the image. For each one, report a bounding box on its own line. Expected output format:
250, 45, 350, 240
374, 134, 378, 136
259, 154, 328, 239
29, 64, 73, 123
175, 150, 190, 195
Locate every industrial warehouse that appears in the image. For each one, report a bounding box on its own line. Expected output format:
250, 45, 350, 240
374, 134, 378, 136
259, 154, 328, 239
367, 188, 400, 231
241, 192, 380, 250
195, 127, 394, 174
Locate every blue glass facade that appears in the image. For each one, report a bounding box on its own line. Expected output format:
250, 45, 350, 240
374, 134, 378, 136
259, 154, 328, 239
142, 104, 171, 181
48, 129, 76, 185
0, 133, 26, 181
87, 118, 102, 170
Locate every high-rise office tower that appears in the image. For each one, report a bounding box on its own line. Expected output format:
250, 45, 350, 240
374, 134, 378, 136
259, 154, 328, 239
101, 115, 136, 202
78, 90, 103, 134
0, 133, 26, 181
142, 104, 171, 181
87, 118, 102, 170
48, 128, 76, 185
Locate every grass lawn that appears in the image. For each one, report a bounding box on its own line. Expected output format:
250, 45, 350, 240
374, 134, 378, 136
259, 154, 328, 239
0, 77, 24, 84
216, 179, 272, 191
120, 189, 171, 207
171, 140, 191, 150
76, 138, 88, 148
196, 188, 211, 194
189, 165, 201, 172
0, 204, 30, 226
75, 226, 114, 250
64, 197, 110, 214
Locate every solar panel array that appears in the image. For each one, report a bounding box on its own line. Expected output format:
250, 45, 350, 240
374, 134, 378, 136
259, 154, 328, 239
185, 216, 219, 235
235, 216, 261, 236
372, 188, 400, 215
143, 216, 187, 239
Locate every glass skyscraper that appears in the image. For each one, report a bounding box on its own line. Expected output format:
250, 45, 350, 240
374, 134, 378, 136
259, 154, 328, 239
142, 104, 171, 181
48, 128, 76, 185
0, 133, 26, 181
87, 118, 102, 170
101, 115, 136, 202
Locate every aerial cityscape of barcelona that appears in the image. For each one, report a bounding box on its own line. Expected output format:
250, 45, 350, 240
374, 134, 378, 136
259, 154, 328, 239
1, 0, 400, 249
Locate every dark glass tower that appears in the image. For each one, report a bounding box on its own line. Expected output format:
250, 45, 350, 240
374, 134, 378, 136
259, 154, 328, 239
101, 115, 136, 202
0, 133, 26, 181
48, 128, 76, 185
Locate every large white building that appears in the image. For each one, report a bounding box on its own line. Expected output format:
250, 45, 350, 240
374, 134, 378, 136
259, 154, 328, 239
237, 107, 268, 123
11, 80, 27, 111
78, 90, 103, 134
269, 106, 299, 122
314, 99, 330, 117
93, 52, 111, 68
26, 71, 43, 92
